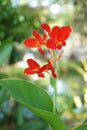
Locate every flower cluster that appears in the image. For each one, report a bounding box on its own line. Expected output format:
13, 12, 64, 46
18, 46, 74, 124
24, 23, 72, 78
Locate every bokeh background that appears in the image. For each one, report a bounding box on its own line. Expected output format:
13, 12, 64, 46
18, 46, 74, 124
0, 0, 87, 130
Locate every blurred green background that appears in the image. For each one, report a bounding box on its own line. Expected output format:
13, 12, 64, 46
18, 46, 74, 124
0, 0, 87, 130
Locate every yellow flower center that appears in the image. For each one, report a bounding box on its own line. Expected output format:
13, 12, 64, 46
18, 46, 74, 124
56, 41, 62, 46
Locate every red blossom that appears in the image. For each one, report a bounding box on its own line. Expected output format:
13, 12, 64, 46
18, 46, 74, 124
24, 59, 44, 77
41, 23, 72, 50
24, 59, 56, 78
24, 23, 72, 78
39, 60, 57, 78
24, 30, 47, 55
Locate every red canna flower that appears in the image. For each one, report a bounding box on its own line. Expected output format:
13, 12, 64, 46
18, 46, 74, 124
41, 23, 72, 50
39, 60, 56, 78
24, 59, 44, 77
24, 23, 72, 78
24, 59, 56, 78
24, 30, 47, 55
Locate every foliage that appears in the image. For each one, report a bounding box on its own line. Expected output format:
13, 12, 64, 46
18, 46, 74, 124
0, 37, 13, 66
75, 123, 87, 130
73, 0, 87, 35
0, 79, 65, 130
0, 0, 73, 42
13, 120, 46, 130
0, 0, 50, 42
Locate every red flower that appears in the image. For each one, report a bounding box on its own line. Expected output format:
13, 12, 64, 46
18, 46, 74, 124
24, 30, 47, 55
39, 60, 57, 78
24, 59, 56, 78
41, 23, 72, 50
24, 59, 44, 77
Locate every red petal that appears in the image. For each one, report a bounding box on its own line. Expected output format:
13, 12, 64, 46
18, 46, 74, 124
41, 23, 51, 35
38, 73, 44, 77
42, 32, 47, 41
61, 26, 72, 40
24, 68, 36, 74
62, 41, 66, 46
24, 59, 41, 75
46, 39, 56, 49
32, 30, 41, 41
24, 38, 40, 48
27, 59, 40, 69
51, 26, 72, 41
51, 26, 61, 40
38, 47, 44, 55
51, 69, 57, 78
47, 60, 57, 78
39, 64, 47, 73
38, 60, 57, 78
57, 45, 62, 50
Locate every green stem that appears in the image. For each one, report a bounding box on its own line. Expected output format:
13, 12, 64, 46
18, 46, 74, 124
52, 50, 57, 114
49, 50, 57, 114
53, 80, 57, 114
49, 125, 52, 130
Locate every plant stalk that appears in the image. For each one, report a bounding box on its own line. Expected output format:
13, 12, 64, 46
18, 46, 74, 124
53, 79, 57, 114
52, 50, 57, 114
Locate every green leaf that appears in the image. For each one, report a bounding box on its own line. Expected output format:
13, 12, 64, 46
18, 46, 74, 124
14, 120, 46, 130
0, 88, 9, 104
0, 79, 65, 130
75, 123, 87, 130
0, 37, 13, 66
